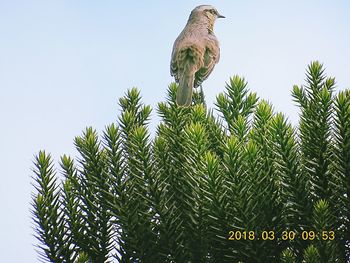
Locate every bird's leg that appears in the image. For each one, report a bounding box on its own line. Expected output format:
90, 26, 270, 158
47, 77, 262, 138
191, 84, 206, 106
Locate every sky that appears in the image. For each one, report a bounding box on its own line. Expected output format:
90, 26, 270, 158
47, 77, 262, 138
0, 0, 349, 262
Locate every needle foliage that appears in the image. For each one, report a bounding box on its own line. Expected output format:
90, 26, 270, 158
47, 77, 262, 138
32, 62, 350, 262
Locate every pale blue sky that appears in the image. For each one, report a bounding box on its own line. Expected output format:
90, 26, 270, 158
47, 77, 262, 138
0, 1, 349, 262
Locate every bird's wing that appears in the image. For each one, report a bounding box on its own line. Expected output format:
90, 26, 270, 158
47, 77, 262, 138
170, 34, 185, 82
194, 45, 219, 88
170, 48, 178, 81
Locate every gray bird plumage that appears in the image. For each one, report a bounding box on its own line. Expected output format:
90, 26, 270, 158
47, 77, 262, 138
171, 5, 224, 107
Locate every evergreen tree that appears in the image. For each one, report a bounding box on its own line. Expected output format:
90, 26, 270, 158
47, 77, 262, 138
32, 62, 350, 262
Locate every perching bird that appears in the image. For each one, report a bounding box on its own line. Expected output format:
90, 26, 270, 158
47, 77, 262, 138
171, 5, 224, 107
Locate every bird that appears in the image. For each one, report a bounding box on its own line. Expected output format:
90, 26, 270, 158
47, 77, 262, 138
170, 5, 224, 107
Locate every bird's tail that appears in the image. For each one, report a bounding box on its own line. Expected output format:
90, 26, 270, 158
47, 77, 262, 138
176, 51, 197, 107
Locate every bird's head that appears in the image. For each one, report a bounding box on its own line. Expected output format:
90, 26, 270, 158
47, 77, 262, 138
189, 5, 225, 24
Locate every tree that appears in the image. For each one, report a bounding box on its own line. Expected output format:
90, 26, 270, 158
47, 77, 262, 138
32, 62, 350, 262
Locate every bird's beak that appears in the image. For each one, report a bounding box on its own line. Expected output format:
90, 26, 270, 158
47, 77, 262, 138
217, 13, 225, 18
